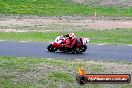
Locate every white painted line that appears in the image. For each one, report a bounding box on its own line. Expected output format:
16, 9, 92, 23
19, 41, 27, 43
128, 45, 132, 46
98, 44, 106, 46
75, 59, 83, 61
0, 40, 5, 42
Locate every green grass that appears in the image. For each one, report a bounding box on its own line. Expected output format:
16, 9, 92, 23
0, 56, 132, 88
0, 0, 131, 16
0, 77, 35, 88
0, 56, 68, 72
48, 71, 73, 82
0, 29, 132, 44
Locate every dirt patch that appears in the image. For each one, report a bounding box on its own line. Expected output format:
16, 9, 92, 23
72, 0, 87, 4
0, 16, 132, 32
73, 0, 132, 7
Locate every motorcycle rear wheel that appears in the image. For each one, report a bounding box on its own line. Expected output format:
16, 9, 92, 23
81, 45, 87, 52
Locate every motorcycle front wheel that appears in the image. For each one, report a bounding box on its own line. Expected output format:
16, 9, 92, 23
47, 44, 58, 52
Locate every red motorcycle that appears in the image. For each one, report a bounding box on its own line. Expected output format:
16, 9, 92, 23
47, 36, 90, 53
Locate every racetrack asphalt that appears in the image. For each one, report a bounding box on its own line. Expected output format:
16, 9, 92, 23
0, 41, 132, 61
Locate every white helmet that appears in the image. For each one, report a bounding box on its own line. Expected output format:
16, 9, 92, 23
69, 33, 75, 39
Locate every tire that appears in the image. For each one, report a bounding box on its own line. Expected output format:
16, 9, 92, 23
81, 45, 87, 52
74, 47, 80, 53
71, 50, 76, 54
47, 44, 58, 52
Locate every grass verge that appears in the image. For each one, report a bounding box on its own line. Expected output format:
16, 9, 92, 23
0, 28, 132, 45
0, 56, 132, 88
0, 0, 131, 16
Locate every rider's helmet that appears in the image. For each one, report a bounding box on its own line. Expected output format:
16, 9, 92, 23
69, 33, 75, 39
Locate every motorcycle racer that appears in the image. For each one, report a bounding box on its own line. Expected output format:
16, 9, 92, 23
47, 33, 90, 53
64, 33, 77, 49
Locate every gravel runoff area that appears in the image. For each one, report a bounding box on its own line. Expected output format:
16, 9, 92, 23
73, 0, 132, 7
0, 16, 132, 32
